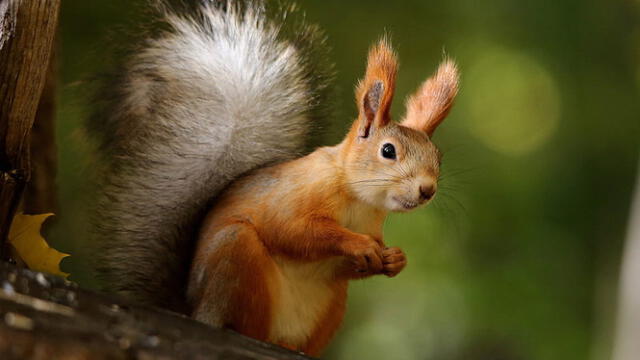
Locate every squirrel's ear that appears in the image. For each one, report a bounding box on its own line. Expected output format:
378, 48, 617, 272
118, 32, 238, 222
355, 38, 398, 138
402, 59, 459, 137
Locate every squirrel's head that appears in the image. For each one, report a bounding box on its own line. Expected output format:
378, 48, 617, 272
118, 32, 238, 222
342, 39, 459, 212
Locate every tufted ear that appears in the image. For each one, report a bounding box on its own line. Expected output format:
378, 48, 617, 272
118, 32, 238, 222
402, 59, 459, 137
354, 38, 398, 138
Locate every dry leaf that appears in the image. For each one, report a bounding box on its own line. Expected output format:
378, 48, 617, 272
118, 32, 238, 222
8, 213, 69, 278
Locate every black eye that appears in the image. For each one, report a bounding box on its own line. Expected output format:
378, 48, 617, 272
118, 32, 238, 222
381, 143, 396, 160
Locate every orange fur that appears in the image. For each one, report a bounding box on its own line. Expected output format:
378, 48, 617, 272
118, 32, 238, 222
187, 39, 459, 356
303, 281, 348, 355
402, 59, 459, 136
355, 38, 398, 136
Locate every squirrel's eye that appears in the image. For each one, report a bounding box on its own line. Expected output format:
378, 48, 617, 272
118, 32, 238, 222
381, 143, 396, 160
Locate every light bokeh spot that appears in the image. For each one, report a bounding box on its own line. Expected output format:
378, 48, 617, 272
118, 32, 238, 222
466, 46, 560, 156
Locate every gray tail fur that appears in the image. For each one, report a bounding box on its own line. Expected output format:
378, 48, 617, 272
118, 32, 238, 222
86, 0, 334, 312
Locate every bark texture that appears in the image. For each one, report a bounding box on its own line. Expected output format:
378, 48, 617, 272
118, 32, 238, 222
0, 262, 314, 360
0, 0, 60, 258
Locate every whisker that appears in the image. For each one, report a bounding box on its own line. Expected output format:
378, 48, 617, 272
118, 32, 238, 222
344, 166, 405, 180
436, 192, 468, 214
439, 167, 480, 181
347, 179, 397, 185
353, 183, 395, 188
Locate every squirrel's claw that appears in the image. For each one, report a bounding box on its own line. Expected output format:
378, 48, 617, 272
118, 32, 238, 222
382, 246, 407, 277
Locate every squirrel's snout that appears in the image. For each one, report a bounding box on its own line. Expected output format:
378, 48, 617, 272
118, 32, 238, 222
419, 182, 437, 202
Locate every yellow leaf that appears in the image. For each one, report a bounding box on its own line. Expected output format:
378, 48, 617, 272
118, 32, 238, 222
8, 213, 69, 278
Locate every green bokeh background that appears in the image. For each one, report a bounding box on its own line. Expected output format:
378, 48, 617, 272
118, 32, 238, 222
51, 1, 640, 359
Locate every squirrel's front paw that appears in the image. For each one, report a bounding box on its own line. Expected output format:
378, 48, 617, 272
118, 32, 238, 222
341, 236, 384, 275
382, 247, 407, 277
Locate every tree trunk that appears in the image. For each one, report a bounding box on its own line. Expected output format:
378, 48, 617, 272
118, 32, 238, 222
612, 158, 640, 360
0, 0, 60, 259
22, 45, 57, 216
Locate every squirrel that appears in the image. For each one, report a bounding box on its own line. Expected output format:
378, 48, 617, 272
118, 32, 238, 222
87, 0, 459, 356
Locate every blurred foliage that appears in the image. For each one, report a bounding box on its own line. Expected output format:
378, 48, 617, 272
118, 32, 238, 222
51, 1, 640, 359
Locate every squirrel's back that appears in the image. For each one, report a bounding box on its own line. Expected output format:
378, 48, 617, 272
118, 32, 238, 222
87, 0, 334, 311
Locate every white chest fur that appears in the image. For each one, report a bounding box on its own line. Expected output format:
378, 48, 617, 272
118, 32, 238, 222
339, 201, 384, 235
269, 257, 340, 346
268, 202, 383, 346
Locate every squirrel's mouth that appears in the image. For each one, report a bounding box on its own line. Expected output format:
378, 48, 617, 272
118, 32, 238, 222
393, 197, 419, 210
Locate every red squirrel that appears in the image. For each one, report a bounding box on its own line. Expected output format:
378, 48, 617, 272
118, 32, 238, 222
187, 40, 458, 355
89, 1, 458, 356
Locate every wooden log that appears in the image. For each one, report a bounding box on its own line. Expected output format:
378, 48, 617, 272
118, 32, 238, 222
0, 0, 60, 259
0, 262, 314, 359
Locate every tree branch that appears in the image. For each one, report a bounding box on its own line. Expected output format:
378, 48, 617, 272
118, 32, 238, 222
0, 263, 314, 359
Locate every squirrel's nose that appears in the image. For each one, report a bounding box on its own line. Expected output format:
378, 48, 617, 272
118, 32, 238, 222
419, 183, 436, 201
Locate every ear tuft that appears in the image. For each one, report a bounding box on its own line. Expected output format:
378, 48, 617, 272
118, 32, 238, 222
402, 59, 459, 136
355, 38, 398, 138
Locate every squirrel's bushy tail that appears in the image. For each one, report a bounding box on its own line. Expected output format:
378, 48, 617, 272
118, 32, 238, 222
87, 0, 333, 312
